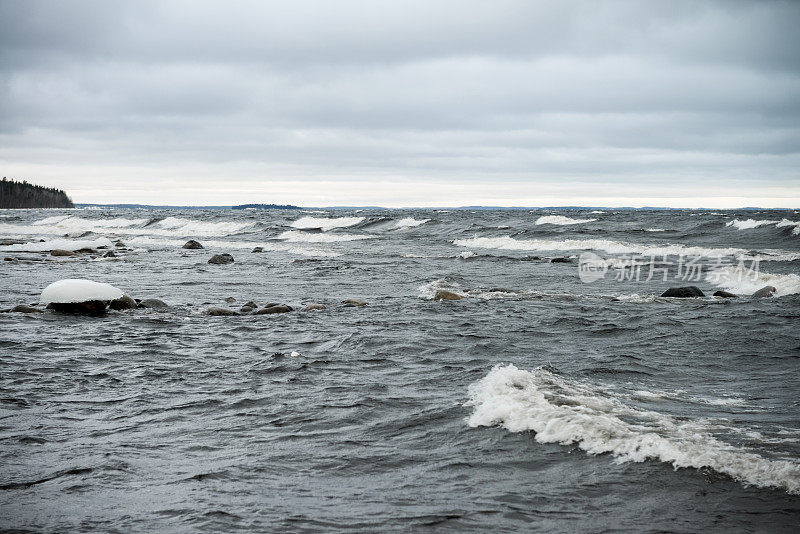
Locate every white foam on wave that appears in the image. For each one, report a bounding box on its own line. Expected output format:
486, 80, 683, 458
392, 217, 430, 230
707, 266, 800, 297
589, 210, 606, 214
417, 279, 466, 299
277, 230, 373, 243
290, 216, 364, 232
776, 219, 800, 236
466, 364, 800, 494
0, 237, 114, 252
453, 236, 799, 261
645, 228, 666, 232
726, 219, 779, 230
535, 215, 598, 226
0, 215, 254, 238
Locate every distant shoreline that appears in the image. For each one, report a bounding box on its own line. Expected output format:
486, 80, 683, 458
69, 203, 798, 211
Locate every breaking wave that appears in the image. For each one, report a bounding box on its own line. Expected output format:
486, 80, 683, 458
466, 364, 800, 494
277, 230, 374, 243
0, 215, 254, 237
726, 219, 779, 230
535, 215, 598, 225
453, 236, 799, 261
290, 216, 365, 232
707, 267, 800, 297
0, 237, 114, 252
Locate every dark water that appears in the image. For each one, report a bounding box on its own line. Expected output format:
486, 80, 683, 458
1, 208, 799, 532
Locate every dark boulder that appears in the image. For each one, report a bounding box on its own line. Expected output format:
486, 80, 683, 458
551, 257, 572, 263
661, 286, 705, 298
752, 285, 777, 298
183, 240, 203, 249
50, 249, 75, 257
138, 298, 168, 309
488, 287, 515, 293
207, 307, 238, 316
255, 304, 293, 314
434, 290, 465, 301
110, 294, 137, 310
4, 257, 18, 263
252, 247, 263, 253
76, 248, 96, 254
713, 290, 738, 298
114, 240, 126, 248
302, 302, 326, 311
208, 253, 234, 265
103, 250, 117, 258
224, 297, 236, 303
342, 298, 368, 307
47, 300, 109, 315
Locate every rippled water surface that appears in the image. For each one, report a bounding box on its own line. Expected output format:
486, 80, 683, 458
1, 208, 799, 532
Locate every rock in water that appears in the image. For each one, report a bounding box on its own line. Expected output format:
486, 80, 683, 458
103, 250, 117, 258
303, 303, 326, 311
752, 285, 777, 298
50, 249, 76, 257
434, 290, 465, 301
1, 305, 42, 313
207, 307, 239, 316
551, 257, 572, 263
252, 247, 263, 253
224, 297, 236, 303
183, 240, 203, 249
138, 298, 168, 309
240, 300, 259, 313
255, 304, 293, 314
40, 279, 124, 315
110, 294, 137, 310
660, 286, 705, 298
208, 253, 234, 265
342, 298, 368, 307
713, 290, 738, 298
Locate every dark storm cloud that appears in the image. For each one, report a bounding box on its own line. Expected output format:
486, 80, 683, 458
0, 0, 798, 205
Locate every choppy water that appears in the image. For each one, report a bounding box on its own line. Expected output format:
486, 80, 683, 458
1, 207, 799, 532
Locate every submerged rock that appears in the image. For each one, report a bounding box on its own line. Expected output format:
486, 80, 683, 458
434, 290, 465, 301
183, 240, 203, 249
4, 257, 18, 263
239, 300, 259, 313
114, 240, 126, 248
713, 290, 738, 298
207, 307, 238, 316
342, 298, 368, 307
2, 304, 42, 313
255, 304, 293, 314
109, 294, 137, 310
138, 298, 168, 309
252, 247, 263, 253
752, 285, 777, 298
661, 286, 705, 298
224, 297, 236, 303
550, 257, 572, 263
302, 302, 326, 311
103, 250, 117, 258
488, 287, 515, 293
208, 253, 234, 265
50, 249, 75, 257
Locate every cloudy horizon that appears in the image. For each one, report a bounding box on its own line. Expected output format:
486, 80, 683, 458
1, 0, 799, 208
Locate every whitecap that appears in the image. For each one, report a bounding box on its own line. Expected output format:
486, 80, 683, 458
453, 236, 799, 261
535, 215, 598, 226
290, 216, 364, 232
776, 219, 800, 236
726, 219, 779, 230
0, 237, 114, 252
392, 217, 430, 230
706, 266, 800, 296
466, 364, 800, 494
277, 230, 374, 243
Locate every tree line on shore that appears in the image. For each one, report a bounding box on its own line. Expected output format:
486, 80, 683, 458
0, 177, 74, 209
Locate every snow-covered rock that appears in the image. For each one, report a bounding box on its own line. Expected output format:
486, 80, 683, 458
40, 279, 124, 315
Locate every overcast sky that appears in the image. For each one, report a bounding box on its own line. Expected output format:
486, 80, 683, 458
1, 0, 798, 207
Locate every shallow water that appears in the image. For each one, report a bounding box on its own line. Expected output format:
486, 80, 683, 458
1, 208, 799, 532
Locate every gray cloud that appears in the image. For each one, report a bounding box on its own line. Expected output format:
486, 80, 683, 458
0, 0, 798, 205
